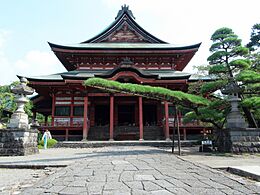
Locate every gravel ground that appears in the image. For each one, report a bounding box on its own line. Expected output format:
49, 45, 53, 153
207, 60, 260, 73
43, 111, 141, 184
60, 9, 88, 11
0, 167, 59, 195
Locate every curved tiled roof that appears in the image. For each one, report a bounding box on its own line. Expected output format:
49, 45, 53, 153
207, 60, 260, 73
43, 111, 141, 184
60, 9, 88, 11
23, 69, 192, 82
81, 5, 166, 44
48, 42, 201, 51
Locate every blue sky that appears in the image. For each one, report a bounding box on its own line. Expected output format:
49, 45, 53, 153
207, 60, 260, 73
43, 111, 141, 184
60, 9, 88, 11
0, 0, 259, 85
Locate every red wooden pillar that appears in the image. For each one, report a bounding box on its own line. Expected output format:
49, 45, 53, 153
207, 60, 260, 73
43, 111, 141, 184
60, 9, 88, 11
164, 101, 170, 141
70, 96, 74, 126
109, 95, 114, 141
139, 96, 144, 141
51, 94, 55, 126
83, 96, 88, 140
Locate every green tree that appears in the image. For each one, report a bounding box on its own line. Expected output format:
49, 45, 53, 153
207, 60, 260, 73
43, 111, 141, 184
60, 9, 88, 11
207, 27, 249, 79
0, 83, 17, 120
239, 23, 260, 125
183, 27, 260, 151
205, 27, 259, 127
185, 27, 251, 129
0, 82, 33, 123
245, 23, 260, 72
246, 23, 260, 51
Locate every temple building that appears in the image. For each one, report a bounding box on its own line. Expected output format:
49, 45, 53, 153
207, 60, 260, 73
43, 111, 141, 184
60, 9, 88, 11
23, 6, 209, 141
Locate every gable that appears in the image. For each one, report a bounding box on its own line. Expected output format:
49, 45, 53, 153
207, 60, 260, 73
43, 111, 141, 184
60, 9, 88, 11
82, 6, 166, 44
101, 22, 150, 43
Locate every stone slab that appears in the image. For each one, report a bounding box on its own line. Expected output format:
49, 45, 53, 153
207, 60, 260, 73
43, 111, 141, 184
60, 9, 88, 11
1, 146, 260, 194
228, 165, 260, 181
19, 146, 260, 194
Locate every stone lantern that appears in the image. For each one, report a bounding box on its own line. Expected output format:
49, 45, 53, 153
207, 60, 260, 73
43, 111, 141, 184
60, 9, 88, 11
221, 81, 247, 129
0, 77, 39, 156
8, 77, 35, 129
218, 81, 259, 153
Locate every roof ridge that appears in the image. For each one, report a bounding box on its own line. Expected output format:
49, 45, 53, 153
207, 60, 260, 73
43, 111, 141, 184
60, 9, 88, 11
115, 5, 135, 20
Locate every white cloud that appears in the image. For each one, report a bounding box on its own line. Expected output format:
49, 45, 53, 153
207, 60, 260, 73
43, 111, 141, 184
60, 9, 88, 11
14, 50, 66, 78
0, 29, 65, 85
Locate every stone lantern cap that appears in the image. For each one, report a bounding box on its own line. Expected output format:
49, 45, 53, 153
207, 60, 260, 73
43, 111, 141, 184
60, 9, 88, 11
11, 77, 34, 95
221, 81, 242, 95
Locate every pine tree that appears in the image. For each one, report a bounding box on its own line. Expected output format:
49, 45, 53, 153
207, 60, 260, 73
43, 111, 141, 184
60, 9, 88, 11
238, 23, 260, 126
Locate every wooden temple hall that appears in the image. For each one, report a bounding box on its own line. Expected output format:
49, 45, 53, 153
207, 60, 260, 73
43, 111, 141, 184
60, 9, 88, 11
24, 5, 210, 141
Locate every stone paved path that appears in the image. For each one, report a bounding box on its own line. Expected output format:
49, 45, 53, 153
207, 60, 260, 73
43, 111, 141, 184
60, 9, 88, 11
20, 146, 260, 195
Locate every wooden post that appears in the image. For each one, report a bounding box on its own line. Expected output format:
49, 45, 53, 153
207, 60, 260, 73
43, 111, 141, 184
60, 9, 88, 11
164, 101, 170, 141
203, 128, 206, 139
51, 94, 55, 126
176, 107, 181, 155
32, 111, 36, 121
44, 115, 48, 126
178, 111, 182, 126
183, 128, 187, 140
109, 95, 114, 141
139, 96, 143, 141
70, 96, 74, 126
65, 128, 69, 141
83, 96, 88, 140
172, 111, 176, 154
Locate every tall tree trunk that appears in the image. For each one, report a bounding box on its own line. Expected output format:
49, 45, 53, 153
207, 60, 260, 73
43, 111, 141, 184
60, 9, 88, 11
172, 114, 175, 153
239, 94, 258, 128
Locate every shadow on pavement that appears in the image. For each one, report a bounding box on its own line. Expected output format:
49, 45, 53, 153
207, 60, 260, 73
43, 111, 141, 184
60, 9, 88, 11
0, 148, 171, 165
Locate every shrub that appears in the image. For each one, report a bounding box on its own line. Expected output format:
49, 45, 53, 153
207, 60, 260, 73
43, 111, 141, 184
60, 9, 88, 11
39, 138, 58, 148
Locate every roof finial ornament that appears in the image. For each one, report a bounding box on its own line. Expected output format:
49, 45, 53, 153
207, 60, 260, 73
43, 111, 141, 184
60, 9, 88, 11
115, 5, 135, 20
120, 57, 134, 67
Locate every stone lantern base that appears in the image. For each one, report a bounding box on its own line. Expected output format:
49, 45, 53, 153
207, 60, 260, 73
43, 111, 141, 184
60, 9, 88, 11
8, 112, 30, 129
217, 128, 260, 153
0, 128, 39, 156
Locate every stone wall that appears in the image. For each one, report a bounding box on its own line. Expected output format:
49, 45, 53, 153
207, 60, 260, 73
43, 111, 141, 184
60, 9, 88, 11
230, 128, 260, 153
217, 128, 260, 153
0, 128, 39, 156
